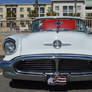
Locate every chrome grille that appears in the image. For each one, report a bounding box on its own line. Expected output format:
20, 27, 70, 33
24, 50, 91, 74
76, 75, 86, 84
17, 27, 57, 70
59, 59, 92, 72
14, 59, 56, 73
14, 59, 92, 73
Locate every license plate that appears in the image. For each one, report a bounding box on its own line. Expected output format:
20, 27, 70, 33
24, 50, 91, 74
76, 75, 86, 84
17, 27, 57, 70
48, 76, 67, 85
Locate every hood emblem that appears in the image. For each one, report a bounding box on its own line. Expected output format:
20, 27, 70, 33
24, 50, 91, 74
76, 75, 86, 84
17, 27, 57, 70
53, 40, 62, 49
44, 40, 71, 49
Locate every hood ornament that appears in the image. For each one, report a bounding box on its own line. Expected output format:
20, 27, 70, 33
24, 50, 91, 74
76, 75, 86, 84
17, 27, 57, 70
44, 40, 71, 49
55, 20, 63, 33
53, 40, 62, 49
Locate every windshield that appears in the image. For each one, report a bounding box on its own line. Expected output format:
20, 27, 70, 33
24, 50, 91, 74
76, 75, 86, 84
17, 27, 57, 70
31, 18, 86, 32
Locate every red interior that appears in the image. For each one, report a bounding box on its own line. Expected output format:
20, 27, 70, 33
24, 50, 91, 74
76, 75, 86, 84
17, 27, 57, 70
42, 19, 76, 31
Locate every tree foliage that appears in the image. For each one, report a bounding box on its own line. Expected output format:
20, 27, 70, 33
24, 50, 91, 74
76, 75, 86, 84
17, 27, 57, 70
29, 10, 36, 18
46, 10, 56, 16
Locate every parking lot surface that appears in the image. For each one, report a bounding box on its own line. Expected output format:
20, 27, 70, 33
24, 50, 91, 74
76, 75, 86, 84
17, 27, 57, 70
0, 74, 92, 92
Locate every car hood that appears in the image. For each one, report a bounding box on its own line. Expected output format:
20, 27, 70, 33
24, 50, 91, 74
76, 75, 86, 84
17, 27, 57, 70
3, 31, 92, 61
20, 31, 92, 55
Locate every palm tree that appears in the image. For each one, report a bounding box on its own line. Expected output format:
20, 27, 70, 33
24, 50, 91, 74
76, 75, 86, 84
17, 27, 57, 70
46, 9, 56, 16
35, 0, 38, 17
28, 10, 36, 18
74, 0, 77, 16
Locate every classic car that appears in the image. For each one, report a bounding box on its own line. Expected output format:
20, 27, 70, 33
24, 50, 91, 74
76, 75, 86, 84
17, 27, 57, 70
0, 16, 92, 85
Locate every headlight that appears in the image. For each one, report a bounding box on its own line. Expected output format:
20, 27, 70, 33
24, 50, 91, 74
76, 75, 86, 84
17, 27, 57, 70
3, 38, 16, 55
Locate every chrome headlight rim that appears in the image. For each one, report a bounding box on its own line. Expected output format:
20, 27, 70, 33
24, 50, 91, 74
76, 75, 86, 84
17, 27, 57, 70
3, 38, 16, 55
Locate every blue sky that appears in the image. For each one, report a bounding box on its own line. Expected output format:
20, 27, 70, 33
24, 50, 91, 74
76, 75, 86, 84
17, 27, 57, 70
0, 0, 91, 5
0, 0, 51, 5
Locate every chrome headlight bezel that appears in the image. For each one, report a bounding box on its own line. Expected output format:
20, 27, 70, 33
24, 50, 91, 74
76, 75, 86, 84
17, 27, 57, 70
3, 38, 16, 55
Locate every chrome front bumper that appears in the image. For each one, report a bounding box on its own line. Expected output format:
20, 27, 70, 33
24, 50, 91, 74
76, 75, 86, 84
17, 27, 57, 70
1, 54, 92, 84
3, 70, 92, 82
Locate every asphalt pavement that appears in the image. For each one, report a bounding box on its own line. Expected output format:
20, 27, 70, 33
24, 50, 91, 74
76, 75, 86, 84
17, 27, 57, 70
0, 74, 92, 92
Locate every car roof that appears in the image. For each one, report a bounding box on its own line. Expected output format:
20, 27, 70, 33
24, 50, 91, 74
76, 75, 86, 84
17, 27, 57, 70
33, 16, 84, 21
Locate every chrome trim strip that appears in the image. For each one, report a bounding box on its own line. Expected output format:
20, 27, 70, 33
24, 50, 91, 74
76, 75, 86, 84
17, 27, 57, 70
3, 72, 45, 81
71, 73, 92, 81
3, 71, 92, 82
1, 54, 92, 68
10, 54, 92, 64
0, 62, 11, 69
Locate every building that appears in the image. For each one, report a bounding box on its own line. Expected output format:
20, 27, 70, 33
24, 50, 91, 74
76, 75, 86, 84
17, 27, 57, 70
51, 0, 85, 18
85, 0, 92, 18
0, 0, 51, 30
0, 0, 51, 20
0, 0, 87, 21
0, 0, 90, 31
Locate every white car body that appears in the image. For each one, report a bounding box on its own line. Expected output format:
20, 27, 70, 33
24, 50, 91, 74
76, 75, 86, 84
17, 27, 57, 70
3, 31, 92, 61
1, 16, 92, 85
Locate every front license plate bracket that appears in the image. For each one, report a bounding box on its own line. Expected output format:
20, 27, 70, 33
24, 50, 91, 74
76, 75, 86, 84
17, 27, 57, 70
47, 75, 67, 85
